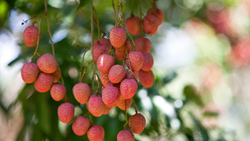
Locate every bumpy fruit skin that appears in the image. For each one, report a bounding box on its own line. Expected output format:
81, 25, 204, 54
125, 16, 142, 36
110, 27, 127, 48
21, 62, 39, 83
53, 67, 61, 83
87, 95, 105, 117
94, 38, 111, 53
115, 40, 132, 60
73, 83, 91, 104
57, 102, 75, 123
34, 72, 54, 93
37, 53, 57, 74
72, 116, 90, 136
126, 51, 144, 72
50, 84, 66, 101
92, 45, 106, 62
117, 99, 132, 110
97, 54, 115, 74
117, 130, 135, 141
126, 70, 137, 80
102, 86, 120, 106
100, 73, 109, 86
135, 37, 151, 53
108, 65, 126, 83
87, 125, 105, 141
147, 8, 164, 25
143, 15, 160, 35
120, 78, 138, 99
23, 26, 40, 47
139, 70, 154, 88
141, 52, 154, 71
129, 113, 146, 134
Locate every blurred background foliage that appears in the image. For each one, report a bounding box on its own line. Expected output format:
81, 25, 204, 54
1, 0, 250, 140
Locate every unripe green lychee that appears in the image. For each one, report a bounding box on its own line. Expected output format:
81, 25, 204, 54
126, 51, 144, 72
57, 102, 75, 123
117, 130, 135, 141
92, 45, 106, 62
129, 113, 146, 134
23, 26, 40, 47
102, 85, 120, 106
37, 53, 57, 74
21, 62, 39, 83
87, 125, 105, 141
73, 83, 91, 104
110, 27, 127, 48
50, 84, 66, 101
141, 52, 154, 71
72, 116, 90, 136
94, 38, 111, 53
115, 40, 132, 60
100, 73, 109, 87
108, 65, 126, 83
147, 8, 164, 25
34, 72, 54, 93
143, 15, 160, 35
87, 95, 105, 117
117, 99, 132, 110
120, 78, 138, 99
97, 54, 115, 74
139, 70, 154, 88
125, 16, 142, 36
135, 37, 151, 53
53, 67, 61, 83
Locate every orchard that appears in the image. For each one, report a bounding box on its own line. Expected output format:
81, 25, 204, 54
1, 0, 250, 141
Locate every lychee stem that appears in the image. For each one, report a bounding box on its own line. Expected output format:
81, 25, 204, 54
94, 72, 102, 94
123, 100, 128, 129
111, 0, 117, 26
93, 7, 101, 40
130, 0, 134, 17
79, 51, 87, 82
80, 60, 93, 82
139, 0, 146, 39
132, 98, 138, 114
124, 28, 136, 50
91, 0, 96, 93
147, 0, 154, 7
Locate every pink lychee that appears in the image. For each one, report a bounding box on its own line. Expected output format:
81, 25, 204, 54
57, 102, 75, 123
73, 83, 91, 104
21, 62, 39, 83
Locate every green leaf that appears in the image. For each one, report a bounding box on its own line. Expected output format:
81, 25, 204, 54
189, 113, 209, 141
80, 0, 91, 7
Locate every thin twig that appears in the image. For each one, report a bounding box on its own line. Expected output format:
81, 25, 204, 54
79, 51, 87, 82
123, 100, 128, 129
91, 0, 96, 93
80, 60, 93, 81
45, 0, 55, 57
132, 98, 138, 113
131, 0, 134, 17
111, 0, 117, 26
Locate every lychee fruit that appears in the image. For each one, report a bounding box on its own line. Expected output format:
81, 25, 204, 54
37, 53, 58, 74
117, 99, 132, 110
110, 27, 127, 48
21, 62, 39, 83
97, 54, 115, 74
125, 16, 142, 36
87, 125, 105, 141
94, 38, 111, 53
100, 73, 109, 87
57, 102, 75, 123
129, 113, 146, 134
108, 65, 126, 83
50, 84, 66, 101
103, 106, 111, 115
53, 67, 61, 83
134, 71, 139, 78
102, 85, 120, 106
143, 14, 160, 35
87, 95, 105, 117
135, 37, 151, 53
147, 8, 164, 25
141, 52, 154, 71
92, 44, 106, 62
117, 130, 135, 141
120, 78, 138, 99
115, 40, 132, 60
126, 51, 144, 72
34, 72, 54, 93
126, 70, 137, 80
23, 26, 40, 47
73, 83, 91, 104
72, 116, 90, 136
139, 70, 154, 88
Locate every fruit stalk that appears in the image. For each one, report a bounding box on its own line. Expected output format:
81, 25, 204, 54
91, 0, 96, 92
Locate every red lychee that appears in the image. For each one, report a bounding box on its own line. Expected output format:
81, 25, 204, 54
135, 37, 151, 53
117, 99, 132, 110
37, 53, 57, 74
139, 70, 154, 88
23, 26, 40, 47
92, 44, 106, 62
53, 67, 61, 83
147, 8, 164, 25
143, 15, 160, 35
100, 73, 109, 87
120, 78, 138, 99
50, 84, 66, 101
102, 85, 120, 106
87, 95, 105, 117
87, 125, 105, 141
125, 16, 142, 36
126, 51, 144, 72
73, 83, 91, 104
97, 54, 115, 74
115, 40, 132, 60
110, 27, 127, 48
108, 65, 126, 83
57, 102, 75, 123
141, 52, 154, 71
94, 38, 111, 53
126, 70, 137, 80
34, 72, 54, 93
129, 113, 146, 134
117, 130, 135, 141
72, 116, 90, 136
103, 106, 111, 115
21, 62, 39, 83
